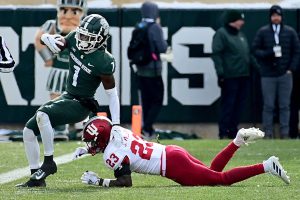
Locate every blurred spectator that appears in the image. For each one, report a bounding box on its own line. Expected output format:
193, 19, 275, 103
212, 10, 257, 139
131, 1, 168, 138
289, 42, 300, 139
252, 5, 300, 139
34, 0, 87, 139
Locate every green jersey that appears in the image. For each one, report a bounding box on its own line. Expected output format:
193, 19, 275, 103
53, 48, 69, 69
65, 31, 116, 98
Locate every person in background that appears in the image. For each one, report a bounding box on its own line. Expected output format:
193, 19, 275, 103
212, 10, 257, 139
134, 1, 168, 139
252, 5, 300, 139
289, 32, 300, 139
34, 0, 87, 139
0, 36, 15, 73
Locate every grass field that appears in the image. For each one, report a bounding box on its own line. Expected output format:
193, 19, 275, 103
0, 139, 299, 200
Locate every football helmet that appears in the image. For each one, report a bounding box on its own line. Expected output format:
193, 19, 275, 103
82, 116, 113, 155
57, 0, 87, 11
75, 14, 109, 51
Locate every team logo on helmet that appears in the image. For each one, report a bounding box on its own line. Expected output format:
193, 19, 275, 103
82, 116, 113, 155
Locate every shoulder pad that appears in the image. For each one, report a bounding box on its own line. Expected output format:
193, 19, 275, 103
110, 126, 125, 147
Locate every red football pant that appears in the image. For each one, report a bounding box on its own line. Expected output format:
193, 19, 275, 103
165, 142, 265, 186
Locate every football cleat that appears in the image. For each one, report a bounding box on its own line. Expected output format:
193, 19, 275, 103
235, 127, 265, 146
30, 161, 57, 181
15, 179, 46, 187
264, 156, 290, 184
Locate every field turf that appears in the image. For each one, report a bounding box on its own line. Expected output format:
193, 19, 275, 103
0, 139, 299, 200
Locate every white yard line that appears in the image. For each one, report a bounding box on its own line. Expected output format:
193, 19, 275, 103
0, 153, 88, 185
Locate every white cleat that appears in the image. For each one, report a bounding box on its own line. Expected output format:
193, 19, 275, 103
264, 156, 290, 184
235, 127, 265, 146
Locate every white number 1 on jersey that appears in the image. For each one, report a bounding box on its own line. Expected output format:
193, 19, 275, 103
72, 65, 80, 87
111, 61, 115, 72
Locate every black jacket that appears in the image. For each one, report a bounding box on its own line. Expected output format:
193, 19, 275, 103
137, 1, 168, 77
252, 24, 300, 77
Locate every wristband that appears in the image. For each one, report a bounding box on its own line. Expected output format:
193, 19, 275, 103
102, 179, 110, 187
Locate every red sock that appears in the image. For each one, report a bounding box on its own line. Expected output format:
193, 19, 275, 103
210, 141, 239, 172
221, 164, 265, 185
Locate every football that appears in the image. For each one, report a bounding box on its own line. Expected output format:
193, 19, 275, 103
55, 35, 67, 51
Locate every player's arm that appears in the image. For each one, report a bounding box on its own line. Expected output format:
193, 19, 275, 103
101, 74, 120, 125
101, 162, 132, 187
81, 162, 132, 187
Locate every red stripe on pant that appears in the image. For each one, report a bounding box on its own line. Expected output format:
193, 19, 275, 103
164, 142, 265, 186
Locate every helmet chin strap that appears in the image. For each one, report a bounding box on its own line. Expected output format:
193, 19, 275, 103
84, 48, 97, 54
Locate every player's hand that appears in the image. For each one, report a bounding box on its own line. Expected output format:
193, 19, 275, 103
41, 33, 64, 54
72, 147, 88, 160
81, 171, 100, 185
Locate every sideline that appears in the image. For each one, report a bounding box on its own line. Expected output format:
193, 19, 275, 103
0, 153, 88, 185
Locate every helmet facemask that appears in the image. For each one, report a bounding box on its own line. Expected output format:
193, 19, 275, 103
84, 138, 102, 155
75, 14, 110, 52
75, 27, 106, 51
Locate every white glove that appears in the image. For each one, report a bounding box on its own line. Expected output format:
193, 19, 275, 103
72, 147, 88, 160
41, 33, 64, 54
81, 171, 100, 185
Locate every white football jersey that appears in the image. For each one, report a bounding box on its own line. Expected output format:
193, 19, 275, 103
103, 126, 166, 175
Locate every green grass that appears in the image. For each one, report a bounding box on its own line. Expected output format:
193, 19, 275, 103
0, 139, 299, 200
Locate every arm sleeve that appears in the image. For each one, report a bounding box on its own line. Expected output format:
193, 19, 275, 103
211, 31, 225, 77
105, 87, 120, 124
0, 37, 15, 72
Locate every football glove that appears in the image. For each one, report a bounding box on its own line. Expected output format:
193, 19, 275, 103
41, 33, 64, 54
72, 147, 88, 160
81, 171, 100, 185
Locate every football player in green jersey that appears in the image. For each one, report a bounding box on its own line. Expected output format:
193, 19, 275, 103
16, 14, 120, 187
34, 0, 87, 138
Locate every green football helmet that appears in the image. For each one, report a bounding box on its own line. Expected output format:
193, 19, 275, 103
75, 14, 109, 51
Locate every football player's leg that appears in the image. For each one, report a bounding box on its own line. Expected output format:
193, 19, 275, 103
16, 121, 46, 187
36, 111, 55, 157
23, 127, 40, 172
218, 164, 265, 185
210, 141, 239, 172
210, 128, 265, 172
30, 111, 58, 181
166, 146, 265, 186
165, 145, 210, 185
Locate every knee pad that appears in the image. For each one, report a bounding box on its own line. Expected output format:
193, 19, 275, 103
36, 111, 51, 127
23, 127, 36, 142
